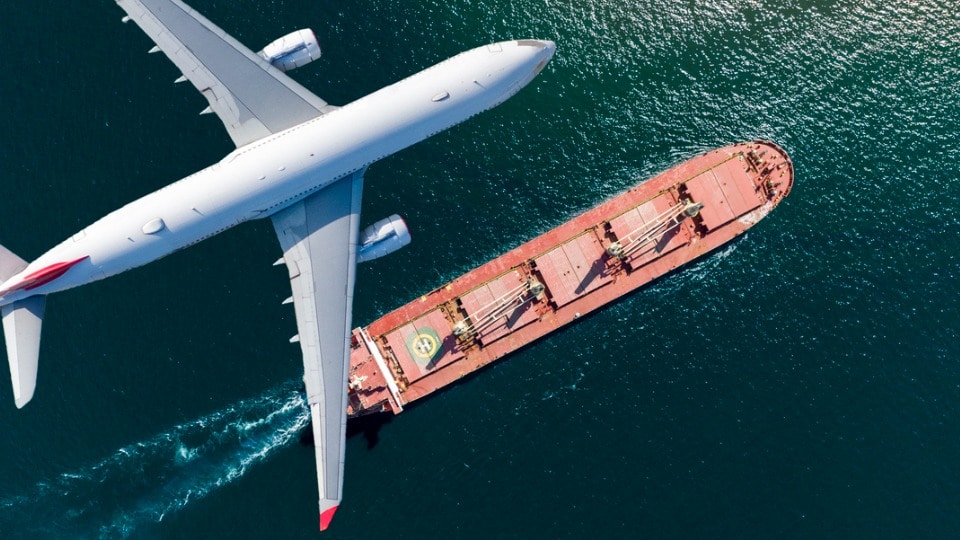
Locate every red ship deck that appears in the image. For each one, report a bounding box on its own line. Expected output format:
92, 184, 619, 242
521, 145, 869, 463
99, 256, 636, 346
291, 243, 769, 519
346, 141, 793, 417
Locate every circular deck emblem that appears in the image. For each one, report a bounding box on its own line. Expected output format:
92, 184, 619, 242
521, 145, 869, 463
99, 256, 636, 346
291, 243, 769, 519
412, 334, 438, 358
405, 326, 442, 368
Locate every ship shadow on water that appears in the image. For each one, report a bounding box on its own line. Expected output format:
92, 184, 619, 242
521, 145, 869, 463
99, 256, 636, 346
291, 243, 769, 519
299, 412, 395, 450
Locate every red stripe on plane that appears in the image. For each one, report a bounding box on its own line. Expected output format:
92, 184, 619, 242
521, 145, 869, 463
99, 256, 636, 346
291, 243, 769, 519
1, 256, 89, 295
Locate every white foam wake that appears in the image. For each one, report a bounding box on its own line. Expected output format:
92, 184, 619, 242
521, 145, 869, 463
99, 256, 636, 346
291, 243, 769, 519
0, 382, 310, 538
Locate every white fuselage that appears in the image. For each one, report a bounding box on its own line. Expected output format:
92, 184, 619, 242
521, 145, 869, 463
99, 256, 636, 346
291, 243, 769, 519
0, 40, 554, 304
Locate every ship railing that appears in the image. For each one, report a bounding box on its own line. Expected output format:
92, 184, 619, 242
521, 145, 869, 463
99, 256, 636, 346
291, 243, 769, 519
606, 199, 703, 260
453, 278, 545, 339
358, 327, 405, 413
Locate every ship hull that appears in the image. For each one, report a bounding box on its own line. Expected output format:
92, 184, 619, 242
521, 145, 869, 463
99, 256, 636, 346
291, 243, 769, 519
346, 141, 794, 416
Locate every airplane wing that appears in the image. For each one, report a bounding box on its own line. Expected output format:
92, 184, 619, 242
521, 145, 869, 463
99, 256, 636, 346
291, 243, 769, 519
115, 0, 336, 147
116, 0, 356, 527
271, 171, 365, 531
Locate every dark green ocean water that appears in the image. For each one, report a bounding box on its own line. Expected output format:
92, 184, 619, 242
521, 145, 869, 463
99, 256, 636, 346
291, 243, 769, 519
1, 0, 959, 538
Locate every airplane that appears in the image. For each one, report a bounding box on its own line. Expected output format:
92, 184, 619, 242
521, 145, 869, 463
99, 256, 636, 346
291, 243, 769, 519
0, 0, 554, 531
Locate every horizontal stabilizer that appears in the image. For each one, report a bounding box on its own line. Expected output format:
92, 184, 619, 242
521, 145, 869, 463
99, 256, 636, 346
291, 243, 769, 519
0, 244, 28, 282
2, 295, 46, 408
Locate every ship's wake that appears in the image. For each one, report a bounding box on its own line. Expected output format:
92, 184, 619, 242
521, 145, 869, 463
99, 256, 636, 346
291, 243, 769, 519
0, 382, 309, 538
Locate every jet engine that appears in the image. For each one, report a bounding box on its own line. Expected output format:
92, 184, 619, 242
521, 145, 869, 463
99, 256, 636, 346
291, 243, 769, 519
257, 29, 321, 72
357, 215, 411, 263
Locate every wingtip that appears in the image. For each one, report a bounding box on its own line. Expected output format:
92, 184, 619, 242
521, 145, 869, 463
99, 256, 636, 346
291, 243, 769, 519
11, 369, 35, 408
14, 391, 33, 409
319, 505, 338, 531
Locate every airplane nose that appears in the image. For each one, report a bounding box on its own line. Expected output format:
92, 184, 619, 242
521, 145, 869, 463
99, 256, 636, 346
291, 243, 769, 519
539, 40, 556, 63
518, 39, 556, 57
520, 39, 555, 76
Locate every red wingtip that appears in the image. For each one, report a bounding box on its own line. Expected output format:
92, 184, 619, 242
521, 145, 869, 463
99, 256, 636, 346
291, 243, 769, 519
319, 505, 338, 531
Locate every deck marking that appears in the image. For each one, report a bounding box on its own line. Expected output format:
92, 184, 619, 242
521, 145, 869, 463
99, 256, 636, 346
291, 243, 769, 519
406, 326, 442, 366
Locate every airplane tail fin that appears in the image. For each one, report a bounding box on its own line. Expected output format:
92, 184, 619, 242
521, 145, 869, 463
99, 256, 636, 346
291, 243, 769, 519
0, 244, 45, 409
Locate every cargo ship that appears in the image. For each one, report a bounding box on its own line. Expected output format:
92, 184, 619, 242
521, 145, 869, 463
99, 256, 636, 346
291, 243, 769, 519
346, 141, 793, 417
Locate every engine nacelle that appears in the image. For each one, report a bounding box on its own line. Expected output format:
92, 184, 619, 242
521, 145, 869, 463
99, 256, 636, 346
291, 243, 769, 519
357, 215, 411, 264
257, 29, 321, 72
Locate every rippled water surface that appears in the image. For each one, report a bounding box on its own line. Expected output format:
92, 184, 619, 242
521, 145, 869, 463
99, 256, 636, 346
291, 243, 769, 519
0, 0, 958, 538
